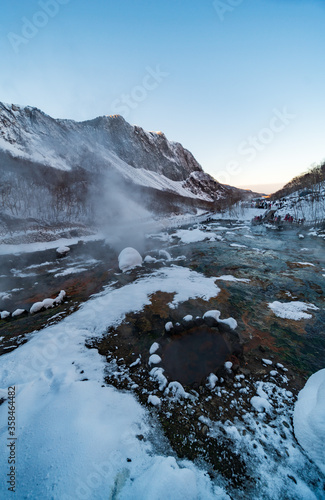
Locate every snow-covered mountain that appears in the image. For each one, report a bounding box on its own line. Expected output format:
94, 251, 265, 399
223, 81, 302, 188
0, 102, 249, 233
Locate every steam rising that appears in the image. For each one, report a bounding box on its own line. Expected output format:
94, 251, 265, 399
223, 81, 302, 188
91, 169, 157, 253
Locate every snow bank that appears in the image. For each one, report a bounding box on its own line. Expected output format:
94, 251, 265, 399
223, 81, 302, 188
118, 247, 143, 272
268, 301, 319, 320
294, 369, 325, 475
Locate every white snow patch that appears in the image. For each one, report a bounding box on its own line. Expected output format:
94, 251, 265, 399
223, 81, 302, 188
215, 275, 250, 283
268, 301, 319, 320
173, 228, 216, 244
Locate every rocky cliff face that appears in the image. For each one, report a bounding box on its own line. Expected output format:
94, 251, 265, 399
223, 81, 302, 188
0, 102, 244, 231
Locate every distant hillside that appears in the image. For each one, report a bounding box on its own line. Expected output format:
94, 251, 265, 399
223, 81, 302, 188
271, 162, 325, 200
0, 102, 250, 238
270, 161, 325, 224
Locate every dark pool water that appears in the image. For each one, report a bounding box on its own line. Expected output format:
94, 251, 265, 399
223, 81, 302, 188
162, 325, 230, 385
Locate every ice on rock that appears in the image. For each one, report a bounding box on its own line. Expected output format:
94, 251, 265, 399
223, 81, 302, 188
118, 247, 143, 272
294, 368, 325, 475
262, 359, 272, 365
224, 361, 233, 372
183, 315, 193, 322
0, 311, 10, 319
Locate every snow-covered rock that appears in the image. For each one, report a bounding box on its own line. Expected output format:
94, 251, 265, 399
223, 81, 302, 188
150, 367, 168, 391
56, 246, 70, 256
118, 247, 143, 272
12, 309, 26, 317
144, 255, 157, 264
149, 342, 160, 355
0, 311, 10, 319
148, 395, 161, 406
250, 395, 272, 413
224, 361, 233, 372
165, 321, 173, 332
149, 354, 162, 366
159, 249, 172, 261
207, 373, 218, 390
294, 368, 325, 475
30, 290, 66, 314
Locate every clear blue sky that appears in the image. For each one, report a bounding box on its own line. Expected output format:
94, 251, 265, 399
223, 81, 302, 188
1, 0, 324, 193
